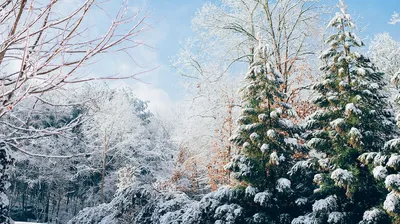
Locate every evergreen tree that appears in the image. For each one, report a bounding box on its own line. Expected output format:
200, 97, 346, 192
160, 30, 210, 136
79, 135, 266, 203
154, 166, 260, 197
218, 37, 307, 223
293, 1, 398, 223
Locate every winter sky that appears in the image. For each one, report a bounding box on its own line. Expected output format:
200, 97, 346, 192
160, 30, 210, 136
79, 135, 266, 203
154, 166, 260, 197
91, 0, 400, 112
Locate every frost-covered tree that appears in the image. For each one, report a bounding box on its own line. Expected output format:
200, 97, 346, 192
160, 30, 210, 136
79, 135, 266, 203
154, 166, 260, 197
369, 33, 400, 81
0, 0, 151, 222
294, 1, 399, 223
170, 77, 241, 194
369, 33, 400, 110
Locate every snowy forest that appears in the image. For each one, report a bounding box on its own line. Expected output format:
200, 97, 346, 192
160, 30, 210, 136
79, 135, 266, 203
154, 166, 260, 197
1, 0, 400, 223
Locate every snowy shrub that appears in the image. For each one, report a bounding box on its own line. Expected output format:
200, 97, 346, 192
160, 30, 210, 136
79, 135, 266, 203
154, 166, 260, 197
267, 129, 277, 138
270, 110, 279, 119
258, 114, 267, 122
384, 139, 400, 152
276, 178, 291, 193
385, 174, 400, 192
307, 138, 328, 150
254, 191, 273, 207
383, 191, 400, 214
330, 118, 346, 131
117, 165, 137, 192
227, 155, 254, 179
214, 204, 243, 223
250, 132, 260, 142
331, 168, 354, 188
345, 103, 362, 116
313, 174, 323, 185
358, 152, 378, 165
318, 158, 330, 170
291, 214, 319, 224
312, 195, 338, 214
260, 143, 269, 153
295, 198, 308, 206
251, 213, 270, 224
387, 154, 400, 170
348, 127, 363, 146
269, 152, 285, 165
372, 166, 388, 180
373, 153, 388, 166
359, 208, 388, 224
245, 186, 258, 197
327, 212, 347, 224
288, 159, 315, 176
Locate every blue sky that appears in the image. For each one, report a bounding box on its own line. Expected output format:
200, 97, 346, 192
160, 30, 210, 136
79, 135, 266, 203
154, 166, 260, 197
107, 0, 400, 111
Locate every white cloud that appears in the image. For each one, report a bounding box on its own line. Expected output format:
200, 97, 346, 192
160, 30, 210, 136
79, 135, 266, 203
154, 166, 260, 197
132, 82, 173, 112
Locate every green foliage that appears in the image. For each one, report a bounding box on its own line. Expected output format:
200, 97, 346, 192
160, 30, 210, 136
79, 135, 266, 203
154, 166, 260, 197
296, 1, 400, 223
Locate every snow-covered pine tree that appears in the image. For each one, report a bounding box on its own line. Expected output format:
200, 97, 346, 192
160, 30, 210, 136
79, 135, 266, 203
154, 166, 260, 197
219, 37, 307, 223
293, 1, 398, 223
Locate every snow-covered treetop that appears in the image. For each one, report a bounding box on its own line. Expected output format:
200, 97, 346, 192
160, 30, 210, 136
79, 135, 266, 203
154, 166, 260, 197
327, 0, 356, 30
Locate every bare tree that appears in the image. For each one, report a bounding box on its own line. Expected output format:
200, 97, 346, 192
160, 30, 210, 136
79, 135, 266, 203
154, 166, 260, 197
0, 0, 151, 222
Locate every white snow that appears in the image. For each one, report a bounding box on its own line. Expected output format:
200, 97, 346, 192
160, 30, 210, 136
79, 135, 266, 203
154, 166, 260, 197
284, 137, 298, 146
384, 139, 400, 152
292, 214, 318, 224
240, 123, 262, 132
384, 191, 400, 213
276, 178, 291, 193
358, 152, 378, 165
373, 166, 388, 180
374, 153, 388, 166
370, 82, 379, 90
357, 68, 366, 76
307, 138, 326, 149
245, 186, 258, 197
345, 103, 362, 116
260, 143, 269, 153
295, 198, 308, 206
385, 174, 400, 191
270, 110, 278, 119
258, 114, 267, 122
0, 192, 9, 207
330, 118, 345, 130
312, 195, 338, 213
254, 191, 272, 207
267, 129, 277, 138
387, 154, 400, 169
288, 160, 314, 176
327, 212, 345, 224
348, 127, 362, 138
331, 168, 353, 188
318, 158, 330, 169
250, 132, 260, 141
362, 208, 385, 222
313, 174, 323, 185
270, 151, 280, 165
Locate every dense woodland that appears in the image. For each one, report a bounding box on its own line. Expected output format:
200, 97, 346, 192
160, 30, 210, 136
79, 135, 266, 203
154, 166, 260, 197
1, 0, 400, 223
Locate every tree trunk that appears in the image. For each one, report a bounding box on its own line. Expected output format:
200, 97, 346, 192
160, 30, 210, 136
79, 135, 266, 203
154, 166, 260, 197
101, 134, 109, 204
0, 144, 14, 224
44, 191, 50, 223
56, 195, 62, 224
